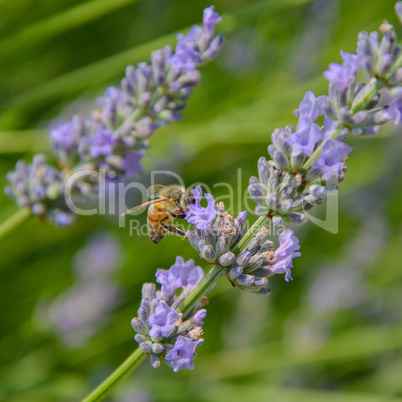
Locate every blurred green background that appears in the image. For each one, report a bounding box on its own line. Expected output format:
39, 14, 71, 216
1, 0, 402, 401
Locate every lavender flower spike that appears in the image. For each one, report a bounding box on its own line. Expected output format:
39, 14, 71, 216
165, 336, 204, 373
5, 6, 224, 227
132, 258, 207, 372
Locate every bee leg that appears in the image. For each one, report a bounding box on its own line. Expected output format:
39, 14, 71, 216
174, 202, 187, 219
168, 210, 186, 219
161, 223, 186, 237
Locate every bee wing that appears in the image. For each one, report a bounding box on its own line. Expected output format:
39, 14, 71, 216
146, 185, 167, 199
120, 198, 167, 216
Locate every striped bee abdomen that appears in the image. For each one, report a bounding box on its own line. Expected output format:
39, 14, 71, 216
147, 203, 169, 244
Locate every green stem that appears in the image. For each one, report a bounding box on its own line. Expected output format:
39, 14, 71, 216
0, 208, 31, 240
81, 348, 147, 402
177, 265, 225, 316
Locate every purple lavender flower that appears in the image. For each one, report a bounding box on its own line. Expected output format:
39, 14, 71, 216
97, 86, 126, 127
165, 336, 203, 372
323, 114, 341, 141
185, 186, 218, 230
203, 5, 222, 36
86, 125, 115, 158
312, 139, 353, 180
168, 41, 203, 74
147, 301, 180, 338
286, 92, 327, 157
156, 256, 204, 297
168, 6, 222, 74
294, 91, 328, 121
324, 51, 361, 92
236, 211, 247, 224
50, 118, 78, 151
389, 98, 402, 125
269, 229, 301, 282
49, 115, 84, 167
286, 119, 323, 157
123, 151, 144, 178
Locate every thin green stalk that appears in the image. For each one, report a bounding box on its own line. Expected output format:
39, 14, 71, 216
82, 215, 270, 402
177, 265, 225, 316
81, 348, 147, 402
0, 208, 31, 240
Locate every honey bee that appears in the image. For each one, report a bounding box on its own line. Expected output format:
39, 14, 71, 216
121, 184, 195, 244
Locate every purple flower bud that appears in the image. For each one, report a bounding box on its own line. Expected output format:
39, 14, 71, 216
278, 199, 293, 214
131, 317, 149, 336
272, 216, 284, 226
266, 194, 278, 210
139, 340, 152, 354
203, 6, 222, 36
135, 116, 158, 138
122, 151, 144, 178
378, 53, 393, 76
200, 244, 217, 263
96, 87, 125, 127
150, 354, 161, 368
228, 266, 243, 279
141, 283, 156, 301
287, 212, 308, 224
168, 42, 202, 74
236, 274, 255, 287
388, 98, 402, 125
236, 211, 247, 224
202, 34, 224, 59
396, 2, 402, 24
151, 343, 165, 354
193, 309, 207, 325
218, 251, 236, 267
134, 334, 147, 344
85, 125, 115, 158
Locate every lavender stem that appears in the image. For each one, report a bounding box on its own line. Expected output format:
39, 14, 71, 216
81, 347, 147, 402
0, 208, 31, 241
